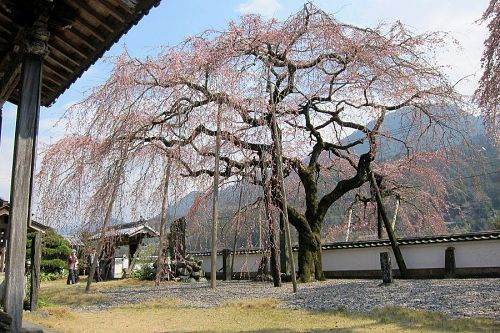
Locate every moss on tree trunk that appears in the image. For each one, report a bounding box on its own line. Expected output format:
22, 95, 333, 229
297, 229, 325, 282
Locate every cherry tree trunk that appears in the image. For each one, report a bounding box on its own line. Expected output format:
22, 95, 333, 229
297, 228, 325, 282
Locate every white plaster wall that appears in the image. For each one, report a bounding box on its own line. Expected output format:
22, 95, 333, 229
322, 246, 394, 271
231, 253, 262, 274
199, 255, 222, 273
198, 239, 500, 273
453, 240, 500, 267
323, 240, 500, 270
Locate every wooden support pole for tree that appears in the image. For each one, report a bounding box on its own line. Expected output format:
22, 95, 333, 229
279, 213, 290, 277
345, 208, 353, 242
261, 153, 281, 287
127, 242, 143, 277
377, 207, 383, 239
86, 152, 126, 292
270, 111, 297, 293
5, 51, 44, 331
29, 231, 42, 311
370, 171, 408, 278
211, 104, 222, 289
155, 159, 172, 286
230, 184, 244, 277
391, 198, 400, 230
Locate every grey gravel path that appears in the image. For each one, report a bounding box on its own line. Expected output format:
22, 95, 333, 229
81, 279, 500, 320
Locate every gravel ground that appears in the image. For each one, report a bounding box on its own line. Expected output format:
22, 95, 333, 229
82, 279, 500, 320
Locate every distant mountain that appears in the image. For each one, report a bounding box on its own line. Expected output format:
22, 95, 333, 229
151, 109, 498, 250
341, 106, 484, 159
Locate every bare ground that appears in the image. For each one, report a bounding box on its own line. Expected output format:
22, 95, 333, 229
79, 278, 500, 320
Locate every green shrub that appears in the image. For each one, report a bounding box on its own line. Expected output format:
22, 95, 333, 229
40, 271, 65, 282
131, 264, 156, 280
27, 229, 72, 274
41, 259, 67, 273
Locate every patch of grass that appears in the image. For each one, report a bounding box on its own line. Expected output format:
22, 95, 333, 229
37, 278, 117, 307
24, 298, 500, 333
35, 277, 160, 309
367, 306, 499, 332
224, 298, 279, 309
29, 280, 499, 333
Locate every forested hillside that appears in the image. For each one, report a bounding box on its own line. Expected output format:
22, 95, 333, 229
157, 113, 498, 251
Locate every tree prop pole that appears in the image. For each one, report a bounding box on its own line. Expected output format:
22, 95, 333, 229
86, 151, 126, 292
155, 158, 172, 286
270, 111, 298, 293
230, 183, 244, 276
261, 151, 282, 287
211, 103, 222, 289
369, 170, 408, 278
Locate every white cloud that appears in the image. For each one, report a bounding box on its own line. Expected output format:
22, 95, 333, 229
237, 0, 282, 17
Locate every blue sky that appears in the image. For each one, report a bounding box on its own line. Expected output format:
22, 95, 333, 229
0, 0, 490, 200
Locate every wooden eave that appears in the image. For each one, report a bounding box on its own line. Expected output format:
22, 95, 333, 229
0, 0, 161, 107
0, 202, 49, 234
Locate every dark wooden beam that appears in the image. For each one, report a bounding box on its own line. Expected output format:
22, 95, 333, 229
0, 63, 21, 105
64, 27, 98, 52
41, 81, 57, 93
0, 31, 24, 105
45, 51, 75, 74
44, 58, 72, 79
49, 46, 80, 68
29, 232, 42, 311
72, 18, 106, 43
97, 0, 126, 23
53, 35, 88, 59
67, 0, 116, 33
4, 53, 43, 331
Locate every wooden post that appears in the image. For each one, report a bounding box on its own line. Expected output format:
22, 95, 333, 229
380, 252, 393, 283
5, 51, 44, 331
345, 208, 352, 242
29, 232, 42, 311
370, 171, 408, 278
279, 213, 290, 278
445, 247, 456, 278
0, 247, 6, 273
230, 184, 244, 277
155, 159, 171, 286
126, 242, 143, 277
222, 249, 231, 281
377, 207, 383, 239
0, 311, 12, 332
86, 149, 126, 292
270, 111, 297, 292
391, 198, 400, 230
210, 104, 222, 289
260, 155, 281, 287
0, 106, 3, 147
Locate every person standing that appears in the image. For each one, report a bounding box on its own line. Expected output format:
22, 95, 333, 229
86, 248, 101, 282
67, 249, 78, 285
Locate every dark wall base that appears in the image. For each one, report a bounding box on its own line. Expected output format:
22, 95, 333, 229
211, 267, 500, 280
320, 267, 500, 279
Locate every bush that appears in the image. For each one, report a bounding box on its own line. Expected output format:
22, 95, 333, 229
41, 259, 67, 273
40, 271, 65, 282
27, 228, 72, 274
131, 264, 156, 280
